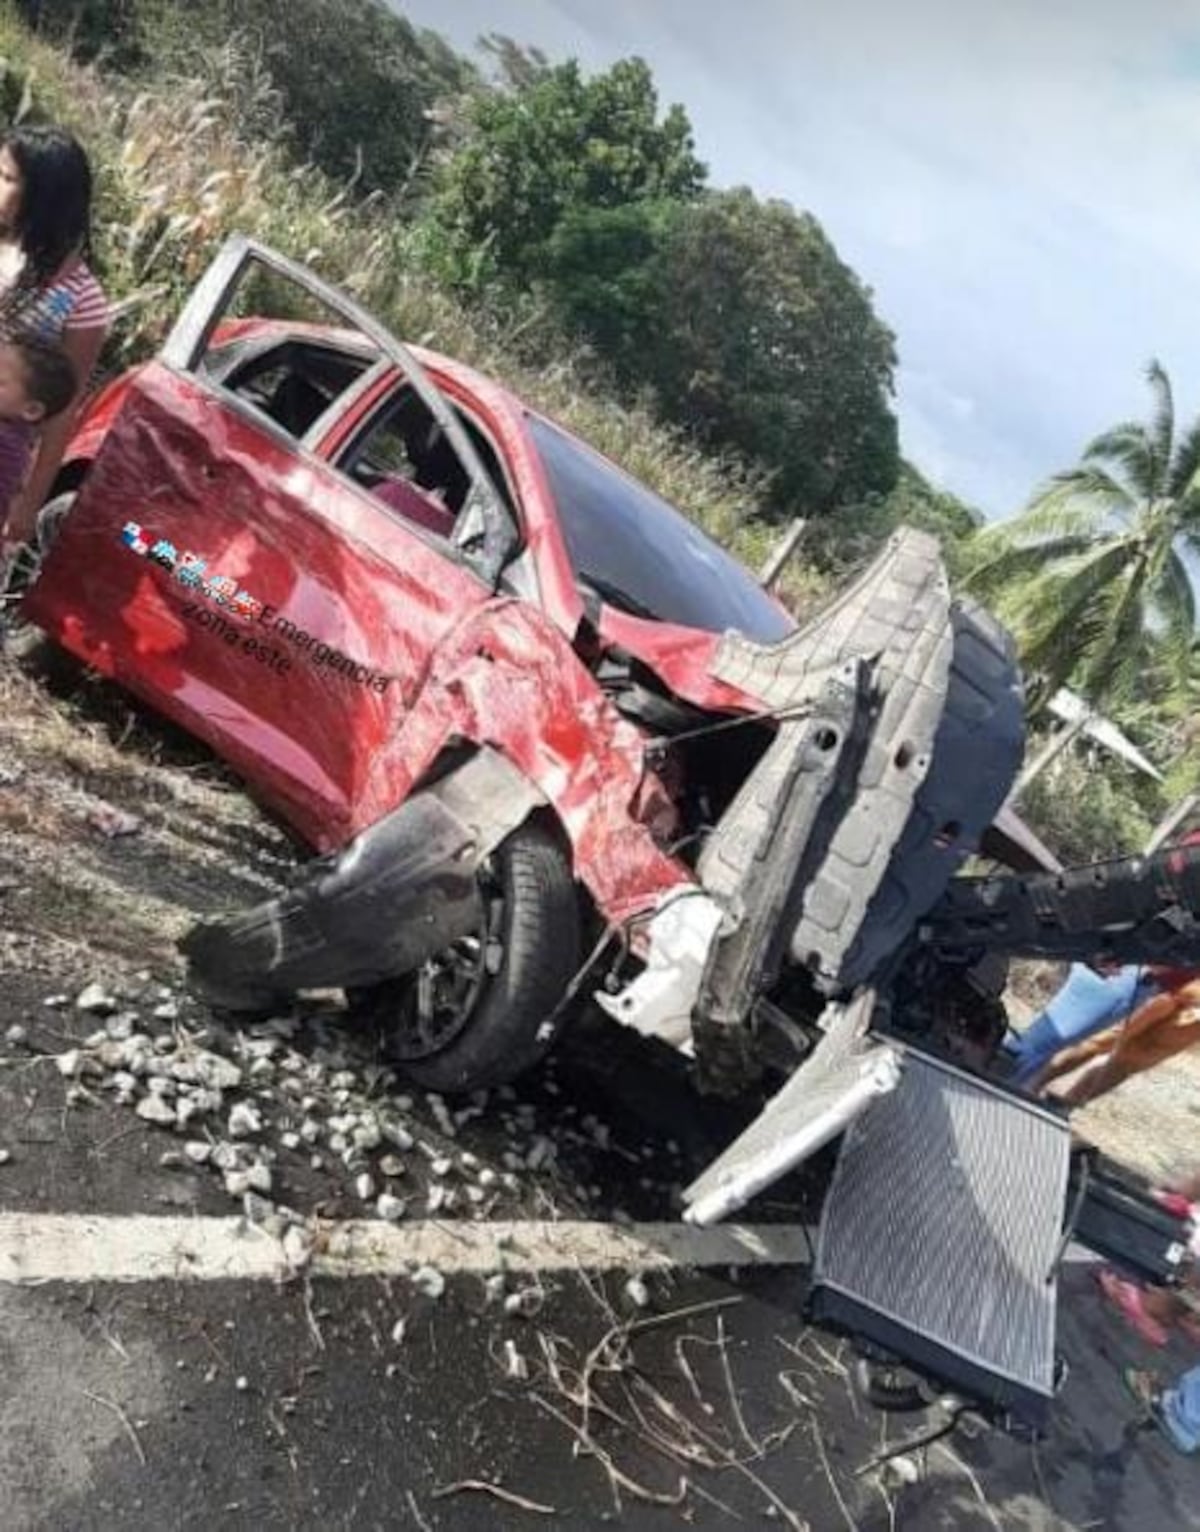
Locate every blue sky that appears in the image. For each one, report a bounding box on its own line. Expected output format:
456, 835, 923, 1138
391, 0, 1200, 519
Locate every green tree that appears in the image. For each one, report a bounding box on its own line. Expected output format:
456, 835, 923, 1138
644, 189, 899, 515
426, 56, 705, 286
966, 360, 1200, 709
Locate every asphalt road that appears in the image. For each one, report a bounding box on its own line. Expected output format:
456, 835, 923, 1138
1, 962, 1198, 1531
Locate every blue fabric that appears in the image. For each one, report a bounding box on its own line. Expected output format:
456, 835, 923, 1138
1005, 964, 1155, 1084
1162, 1362, 1200, 1453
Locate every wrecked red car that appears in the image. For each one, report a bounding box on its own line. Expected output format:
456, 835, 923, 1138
26, 236, 1038, 1103
24, 237, 1200, 1426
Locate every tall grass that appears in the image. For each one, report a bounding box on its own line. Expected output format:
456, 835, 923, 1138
0, 5, 829, 609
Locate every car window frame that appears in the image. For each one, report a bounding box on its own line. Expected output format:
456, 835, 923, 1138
159, 235, 519, 587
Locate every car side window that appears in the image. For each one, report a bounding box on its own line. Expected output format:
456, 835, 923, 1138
336, 386, 516, 542
206, 339, 373, 440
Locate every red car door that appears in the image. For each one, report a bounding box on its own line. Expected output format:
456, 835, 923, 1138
28, 239, 519, 849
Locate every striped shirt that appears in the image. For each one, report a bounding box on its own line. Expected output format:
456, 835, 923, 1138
0, 257, 109, 533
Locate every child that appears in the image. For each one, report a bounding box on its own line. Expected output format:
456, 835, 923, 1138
0, 332, 77, 616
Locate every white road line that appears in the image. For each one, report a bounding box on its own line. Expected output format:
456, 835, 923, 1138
0, 1213, 811, 1285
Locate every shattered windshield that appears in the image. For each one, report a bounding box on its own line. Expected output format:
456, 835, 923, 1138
529, 416, 794, 643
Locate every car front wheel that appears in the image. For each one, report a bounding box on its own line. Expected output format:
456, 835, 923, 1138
352, 822, 582, 1094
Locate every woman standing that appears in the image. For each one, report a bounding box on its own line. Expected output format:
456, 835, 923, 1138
0, 124, 108, 555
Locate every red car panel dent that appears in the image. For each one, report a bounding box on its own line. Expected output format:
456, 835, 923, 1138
29, 361, 493, 849
355, 597, 693, 925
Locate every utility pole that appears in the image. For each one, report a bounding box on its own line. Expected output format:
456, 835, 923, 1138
758, 518, 807, 591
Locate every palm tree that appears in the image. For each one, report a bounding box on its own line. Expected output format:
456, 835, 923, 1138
966, 360, 1200, 711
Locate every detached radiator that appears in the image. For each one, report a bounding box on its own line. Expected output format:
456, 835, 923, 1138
809, 1050, 1071, 1425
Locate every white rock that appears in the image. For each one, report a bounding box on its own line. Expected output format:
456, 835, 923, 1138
390, 1318, 407, 1345
484, 1274, 506, 1305
477, 1167, 498, 1189
76, 983, 117, 1015
281, 1225, 313, 1270
104, 1013, 136, 1041
430, 1156, 453, 1179
241, 1037, 277, 1060
183, 1141, 212, 1165
504, 1287, 545, 1319
42, 994, 68, 1010
328, 1133, 349, 1156
223, 1163, 271, 1197
376, 1193, 407, 1222
0, 1149, 10, 1165
228, 1103, 263, 1139
381, 1121, 414, 1153
503, 1339, 529, 1381
235, 1375, 249, 1392
623, 1276, 650, 1310
354, 1172, 376, 1202
426, 1185, 448, 1215
241, 1192, 275, 1224
279, 1131, 300, 1151
211, 1142, 240, 1171
299, 1118, 321, 1145
3, 1024, 27, 1047
172, 1052, 242, 1092
466, 1185, 485, 1204
352, 1120, 382, 1152
55, 1050, 83, 1078
248, 1057, 274, 1080
136, 1095, 177, 1126
411, 1266, 445, 1300
378, 1154, 406, 1179
152, 999, 179, 1022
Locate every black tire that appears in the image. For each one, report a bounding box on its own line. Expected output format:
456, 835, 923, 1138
851, 1358, 934, 1414
354, 823, 581, 1094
